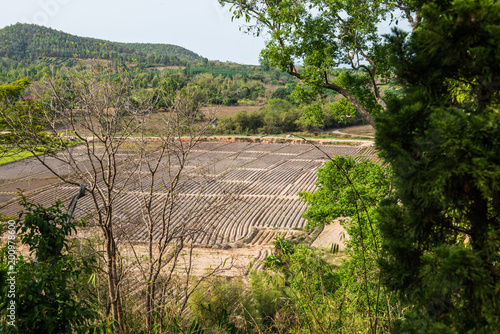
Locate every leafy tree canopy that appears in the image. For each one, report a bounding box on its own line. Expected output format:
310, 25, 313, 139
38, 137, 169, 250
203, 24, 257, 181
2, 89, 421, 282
219, 0, 420, 127
0, 197, 97, 333
376, 0, 500, 331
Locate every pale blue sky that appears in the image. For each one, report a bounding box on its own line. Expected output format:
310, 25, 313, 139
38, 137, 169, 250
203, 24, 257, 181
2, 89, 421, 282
0, 0, 266, 65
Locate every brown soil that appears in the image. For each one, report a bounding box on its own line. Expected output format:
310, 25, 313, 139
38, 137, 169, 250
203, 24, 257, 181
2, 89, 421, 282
200, 105, 264, 118
173, 246, 271, 277
336, 125, 375, 137
311, 220, 350, 251
0, 140, 375, 277
263, 84, 284, 92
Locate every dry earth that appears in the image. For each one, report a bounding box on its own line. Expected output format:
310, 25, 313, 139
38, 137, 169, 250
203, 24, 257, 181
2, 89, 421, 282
200, 105, 264, 118
0, 140, 377, 276
311, 219, 350, 252
332, 125, 376, 138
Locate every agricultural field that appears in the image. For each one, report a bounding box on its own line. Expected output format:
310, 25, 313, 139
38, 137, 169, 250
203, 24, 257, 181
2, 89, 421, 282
333, 124, 375, 137
200, 105, 264, 118
0, 140, 377, 273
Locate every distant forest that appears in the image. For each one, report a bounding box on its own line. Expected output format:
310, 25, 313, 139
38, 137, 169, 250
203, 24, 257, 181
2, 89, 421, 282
0, 23, 201, 65
0, 23, 300, 101
0, 23, 368, 133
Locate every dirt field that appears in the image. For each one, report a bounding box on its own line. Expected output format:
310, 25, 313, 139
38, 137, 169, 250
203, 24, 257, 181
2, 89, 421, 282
333, 125, 375, 137
0, 140, 376, 274
311, 219, 350, 252
147, 66, 186, 71
200, 105, 264, 118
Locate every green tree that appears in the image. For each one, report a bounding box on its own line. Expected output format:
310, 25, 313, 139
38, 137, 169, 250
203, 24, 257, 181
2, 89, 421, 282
299, 156, 396, 333
219, 0, 420, 127
376, 0, 500, 331
0, 197, 97, 333
0, 78, 59, 161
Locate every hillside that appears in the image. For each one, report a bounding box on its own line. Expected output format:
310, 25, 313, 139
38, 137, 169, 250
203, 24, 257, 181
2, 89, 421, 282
124, 42, 201, 62
0, 23, 201, 65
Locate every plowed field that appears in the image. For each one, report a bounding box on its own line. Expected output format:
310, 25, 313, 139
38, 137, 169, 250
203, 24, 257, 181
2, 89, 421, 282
0, 140, 377, 272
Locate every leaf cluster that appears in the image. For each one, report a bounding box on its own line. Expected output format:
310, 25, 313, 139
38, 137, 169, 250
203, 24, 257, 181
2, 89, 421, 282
0, 197, 97, 333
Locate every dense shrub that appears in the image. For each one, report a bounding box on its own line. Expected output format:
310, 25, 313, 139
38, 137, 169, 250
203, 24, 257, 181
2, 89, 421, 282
0, 197, 97, 333
223, 96, 238, 106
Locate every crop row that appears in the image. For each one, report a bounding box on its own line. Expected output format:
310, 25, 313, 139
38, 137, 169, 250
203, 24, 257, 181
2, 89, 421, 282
0, 142, 376, 246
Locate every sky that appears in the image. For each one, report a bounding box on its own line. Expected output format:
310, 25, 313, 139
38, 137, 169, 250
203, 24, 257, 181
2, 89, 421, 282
0, 0, 267, 65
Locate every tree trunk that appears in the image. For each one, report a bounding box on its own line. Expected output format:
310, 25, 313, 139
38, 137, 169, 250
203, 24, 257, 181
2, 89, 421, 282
106, 226, 125, 333
325, 82, 377, 128
288, 68, 377, 128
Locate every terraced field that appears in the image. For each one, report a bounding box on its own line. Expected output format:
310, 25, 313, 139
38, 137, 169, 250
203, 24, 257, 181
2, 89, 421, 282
0, 140, 377, 266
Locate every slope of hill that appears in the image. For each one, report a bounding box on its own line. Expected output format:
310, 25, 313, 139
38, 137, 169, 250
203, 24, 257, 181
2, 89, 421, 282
0, 23, 201, 64
123, 42, 201, 63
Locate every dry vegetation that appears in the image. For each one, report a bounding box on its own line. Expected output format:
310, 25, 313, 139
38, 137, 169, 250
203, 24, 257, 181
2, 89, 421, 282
336, 125, 375, 137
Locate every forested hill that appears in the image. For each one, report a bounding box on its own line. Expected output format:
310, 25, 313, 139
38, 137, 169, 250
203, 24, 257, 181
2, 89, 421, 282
0, 23, 202, 65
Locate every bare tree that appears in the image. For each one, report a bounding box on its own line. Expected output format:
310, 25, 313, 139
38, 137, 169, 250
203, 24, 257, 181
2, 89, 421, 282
0, 61, 238, 333
123, 85, 239, 332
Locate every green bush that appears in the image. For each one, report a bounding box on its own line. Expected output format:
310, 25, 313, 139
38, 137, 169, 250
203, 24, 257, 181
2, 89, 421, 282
223, 96, 238, 106
0, 196, 97, 333
189, 277, 252, 333
218, 99, 305, 135
188, 272, 288, 334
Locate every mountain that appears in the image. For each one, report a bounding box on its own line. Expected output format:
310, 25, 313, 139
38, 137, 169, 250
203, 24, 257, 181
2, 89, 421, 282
0, 23, 202, 65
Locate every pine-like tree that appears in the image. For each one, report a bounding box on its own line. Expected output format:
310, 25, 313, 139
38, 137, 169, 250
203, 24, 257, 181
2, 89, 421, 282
376, 0, 500, 332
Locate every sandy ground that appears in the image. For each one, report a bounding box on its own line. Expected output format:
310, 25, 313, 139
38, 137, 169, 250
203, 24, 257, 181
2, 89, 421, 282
332, 125, 375, 138
172, 245, 272, 277
311, 220, 350, 251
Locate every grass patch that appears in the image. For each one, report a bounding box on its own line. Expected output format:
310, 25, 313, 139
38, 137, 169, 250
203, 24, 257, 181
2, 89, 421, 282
0, 140, 82, 166
0, 149, 43, 166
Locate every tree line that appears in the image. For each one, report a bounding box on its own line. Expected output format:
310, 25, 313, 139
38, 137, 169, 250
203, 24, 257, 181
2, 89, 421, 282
0, 23, 199, 64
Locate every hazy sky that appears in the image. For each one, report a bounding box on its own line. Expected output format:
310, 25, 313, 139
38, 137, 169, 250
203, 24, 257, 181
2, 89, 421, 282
0, 0, 267, 65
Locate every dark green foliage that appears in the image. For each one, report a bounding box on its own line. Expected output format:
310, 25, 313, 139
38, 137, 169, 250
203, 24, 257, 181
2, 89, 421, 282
0, 78, 29, 101
219, 98, 304, 134
328, 72, 383, 120
0, 23, 200, 65
376, 0, 500, 331
219, 0, 416, 127
261, 99, 301, 134
0, 196, 97, 333
188, 63, 294, 84
124, 42, 200, 63
0, 78, 64, 160
223, 96, 238, 106
189, 65, 255, 79
264, 234, 295, 268
301, 156, 391, 230
282, 245, 342, 332
218, 97, 364, 135
271, 83, 296, 103
262, 238, 395, 333
189, 245, 346, 333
